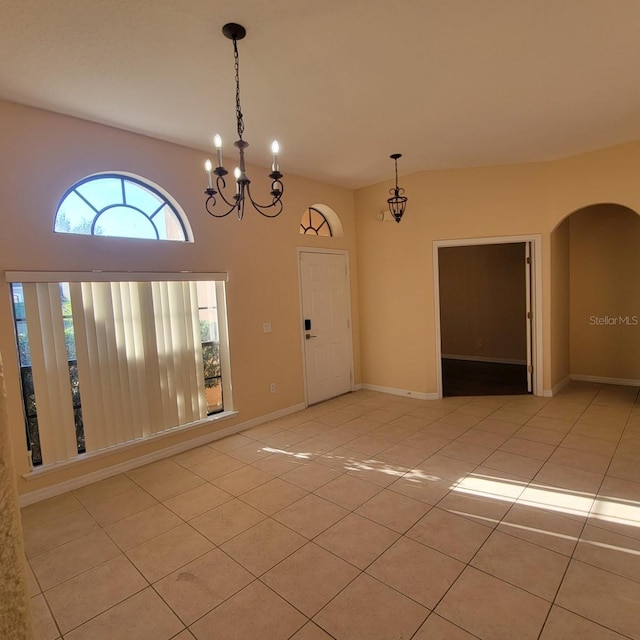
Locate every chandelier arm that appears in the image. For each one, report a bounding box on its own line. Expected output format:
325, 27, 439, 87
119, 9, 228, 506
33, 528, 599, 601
244, 182, 285, 218
204, 176, 240, 218
205, 194, 235, 218
214, 175, 241, 209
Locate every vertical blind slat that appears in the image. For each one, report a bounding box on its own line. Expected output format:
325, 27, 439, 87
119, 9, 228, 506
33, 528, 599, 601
169, 281, 188, 425
189, 281, 208, 420
152, 281, 174, 432
110, 282, 136, 445
139, 282, 163, 437
97, 283, 122, 446
24, 283, 77, 463
70, 282, 103, 451
121, 282, 148, 440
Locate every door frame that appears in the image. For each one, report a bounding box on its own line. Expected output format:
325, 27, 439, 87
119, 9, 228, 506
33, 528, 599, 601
433, 234, 543, 398
297, 247, 355, 407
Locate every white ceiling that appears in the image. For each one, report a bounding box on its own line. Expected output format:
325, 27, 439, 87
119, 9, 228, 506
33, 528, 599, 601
2, 0, 640, 189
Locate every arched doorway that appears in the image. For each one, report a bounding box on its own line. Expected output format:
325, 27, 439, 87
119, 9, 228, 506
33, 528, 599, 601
550, 203, 640, 391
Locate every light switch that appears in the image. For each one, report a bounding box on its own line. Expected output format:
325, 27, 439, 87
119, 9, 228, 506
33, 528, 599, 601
263, 322, 272, 333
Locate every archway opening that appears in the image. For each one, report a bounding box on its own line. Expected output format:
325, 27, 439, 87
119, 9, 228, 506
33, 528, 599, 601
550, 203, 640, 391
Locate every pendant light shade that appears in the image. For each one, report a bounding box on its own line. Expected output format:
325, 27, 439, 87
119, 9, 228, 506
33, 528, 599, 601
387, 153, 408, 223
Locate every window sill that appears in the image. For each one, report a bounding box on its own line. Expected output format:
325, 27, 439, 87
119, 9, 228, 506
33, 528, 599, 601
22, 410, 238, 481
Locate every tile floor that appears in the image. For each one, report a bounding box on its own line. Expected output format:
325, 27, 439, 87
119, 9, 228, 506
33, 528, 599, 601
21, 382, 640, 639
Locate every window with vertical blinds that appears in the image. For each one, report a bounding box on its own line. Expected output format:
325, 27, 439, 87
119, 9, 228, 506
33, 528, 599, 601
7, 271, 230, 468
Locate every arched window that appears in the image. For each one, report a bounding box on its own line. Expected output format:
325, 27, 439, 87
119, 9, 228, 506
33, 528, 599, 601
54, 173, 192, 241
300, 207, 333, 237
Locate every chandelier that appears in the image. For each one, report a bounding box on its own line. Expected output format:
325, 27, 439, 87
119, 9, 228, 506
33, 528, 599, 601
387, 153, 408, 223
204, 23, 284, 220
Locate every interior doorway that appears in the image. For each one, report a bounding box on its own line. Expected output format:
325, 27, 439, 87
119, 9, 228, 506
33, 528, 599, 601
298, 249, 353, 405
434, 235, 543, 397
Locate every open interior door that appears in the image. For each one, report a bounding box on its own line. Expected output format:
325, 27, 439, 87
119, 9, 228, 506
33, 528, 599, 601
525, 241, 533, 393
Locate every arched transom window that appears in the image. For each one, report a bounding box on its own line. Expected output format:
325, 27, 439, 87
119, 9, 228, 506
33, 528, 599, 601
300, 207, 333, 237
54, 173, 191, 241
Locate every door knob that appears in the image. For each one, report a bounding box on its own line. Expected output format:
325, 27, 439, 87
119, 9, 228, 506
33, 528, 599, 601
305, 333, 317, 340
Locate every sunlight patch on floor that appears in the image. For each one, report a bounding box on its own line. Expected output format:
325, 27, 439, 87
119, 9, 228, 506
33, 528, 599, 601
452, 473, 640, 526
262, 446, 312, 460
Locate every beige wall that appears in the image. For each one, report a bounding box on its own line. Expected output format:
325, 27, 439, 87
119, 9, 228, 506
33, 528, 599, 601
0, 100, 359, 497
550, 218, 570, 388
356, 142, 640, 397
439, 243, 527, 362
569, 204, 640, 381
355, 163, 549, 395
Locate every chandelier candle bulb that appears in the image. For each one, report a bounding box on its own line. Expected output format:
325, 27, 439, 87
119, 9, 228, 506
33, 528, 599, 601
271, 140, 280, 172
214, 134, 223, 168
204, 159, 213, 189
234, 167, 241, 193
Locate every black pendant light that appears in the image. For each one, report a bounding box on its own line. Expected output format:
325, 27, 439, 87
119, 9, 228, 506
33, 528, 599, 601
387, 153, 408, 223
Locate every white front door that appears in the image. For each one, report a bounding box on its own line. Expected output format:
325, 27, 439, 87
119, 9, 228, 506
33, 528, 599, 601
299, 251, 353, 405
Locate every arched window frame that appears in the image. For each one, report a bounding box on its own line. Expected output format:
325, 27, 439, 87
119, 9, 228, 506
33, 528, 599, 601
299, 204, 344, 238
54, 172, 194, 242
300, 206, 333, 236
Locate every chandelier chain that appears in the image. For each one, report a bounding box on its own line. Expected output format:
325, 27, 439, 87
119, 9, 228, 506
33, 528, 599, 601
233, 38, 245, 141
390, 156, 404, 196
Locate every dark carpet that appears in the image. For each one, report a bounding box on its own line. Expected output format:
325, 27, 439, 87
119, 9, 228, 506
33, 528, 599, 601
442, 358, 529, 396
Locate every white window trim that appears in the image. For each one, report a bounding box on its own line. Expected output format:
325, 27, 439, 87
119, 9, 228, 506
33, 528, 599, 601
20, 409, 238, 480
54, 171, 195, 243
6, 271, 228, 283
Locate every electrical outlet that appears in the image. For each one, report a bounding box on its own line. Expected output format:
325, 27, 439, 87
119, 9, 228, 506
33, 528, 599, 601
263, 322, 272, 333
269, 382, 276, 394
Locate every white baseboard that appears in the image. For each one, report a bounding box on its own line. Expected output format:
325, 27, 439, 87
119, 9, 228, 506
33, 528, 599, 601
352, 383, 363, 391
570, 374, 640, 387
360, 383, 437, 401
442, 355, 527, 366
544, 375, 571, 397
18, 402, 306, 507
543, 374, 640, 397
